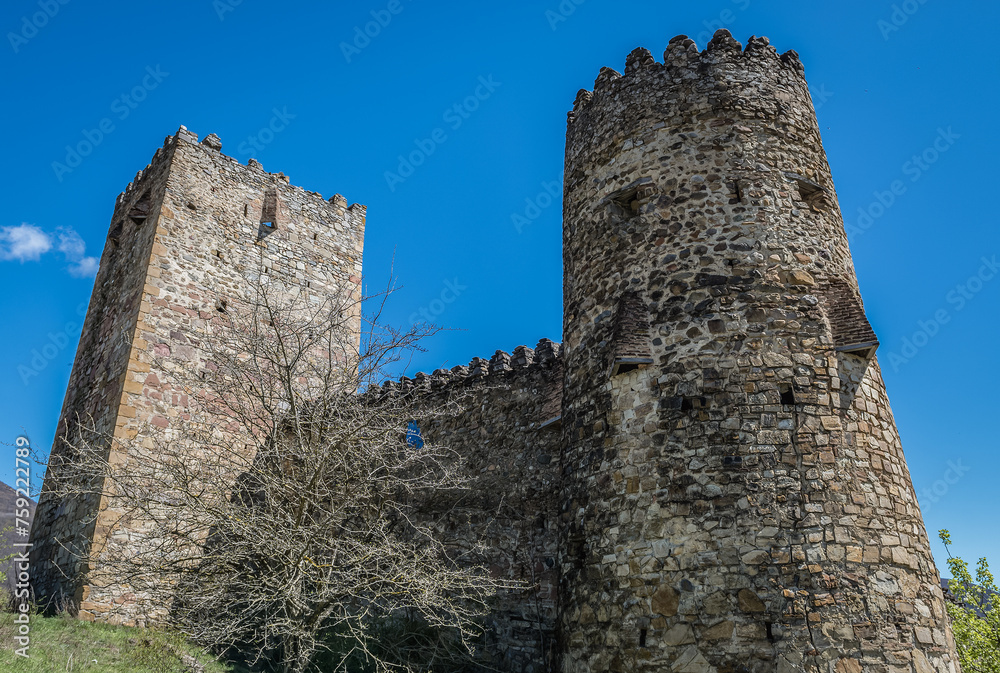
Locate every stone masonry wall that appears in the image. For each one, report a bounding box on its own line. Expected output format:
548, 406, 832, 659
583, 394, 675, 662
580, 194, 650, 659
557, 31, 958, 673
31, 29, 960, 673
398, 340, 563, 672
31, 127, 365, 623
30, 147, 172, 610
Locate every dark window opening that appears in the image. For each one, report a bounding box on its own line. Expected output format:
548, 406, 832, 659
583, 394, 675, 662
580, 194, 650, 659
765, 621, 775, 643
611, 189, 643, 215
681, 396, 708, 411
784, 172, 828, 208
779, 385, 795, 406
611, 357, 653, 377
108, 220, 123, 247
406, 420, 424, 449
261, 188, 278, 226
728, 180, 743, 204
243, 203, 249, 217
215, 298, 228, 314
603, 178, 655, 219
129, 191, 151, 225
638, 628, 647, 648
313, 233, 319, 241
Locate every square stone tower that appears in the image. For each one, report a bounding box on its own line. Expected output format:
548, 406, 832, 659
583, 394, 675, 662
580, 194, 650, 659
29, 127, 365, 621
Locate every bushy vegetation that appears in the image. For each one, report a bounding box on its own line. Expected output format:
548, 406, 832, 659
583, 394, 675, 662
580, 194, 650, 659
939, 530, 1000, 673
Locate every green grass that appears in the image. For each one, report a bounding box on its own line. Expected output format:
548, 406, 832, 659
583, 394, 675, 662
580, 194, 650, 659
0, 612, 244, 672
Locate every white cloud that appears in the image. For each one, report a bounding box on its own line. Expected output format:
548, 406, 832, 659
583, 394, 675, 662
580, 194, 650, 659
0, 224, 52, 262
68, 257, 99, 278
57, 228, 87, 259
0, 223, 99, 277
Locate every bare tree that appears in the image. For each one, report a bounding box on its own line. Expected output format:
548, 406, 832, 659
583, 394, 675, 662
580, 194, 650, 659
43, 270, 516, 672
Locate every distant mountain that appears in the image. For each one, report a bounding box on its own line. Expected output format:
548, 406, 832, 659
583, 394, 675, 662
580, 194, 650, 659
942, 578, 997, 618
0, 481, 36, 591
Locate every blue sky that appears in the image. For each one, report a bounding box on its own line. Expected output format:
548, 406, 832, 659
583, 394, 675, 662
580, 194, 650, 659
1, 0, 997, 570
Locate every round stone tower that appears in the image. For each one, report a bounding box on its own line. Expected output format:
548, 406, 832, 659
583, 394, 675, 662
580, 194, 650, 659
558, 30, 958, 673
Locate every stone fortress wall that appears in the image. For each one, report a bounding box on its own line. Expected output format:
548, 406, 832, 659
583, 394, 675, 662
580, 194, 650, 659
31, 27, 961, 673
396, 340, 564, 673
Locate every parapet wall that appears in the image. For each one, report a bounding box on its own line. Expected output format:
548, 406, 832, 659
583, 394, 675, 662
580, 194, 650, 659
395, 339, 563, 673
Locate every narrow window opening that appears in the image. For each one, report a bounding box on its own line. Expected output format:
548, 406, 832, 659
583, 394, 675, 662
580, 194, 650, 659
611, 189, 642, 215
611, 358, 652, 376
779, 385, 796, 406
108, 220, 123, 247
260, 188, 278, 234
215, 298, 228, 314
313, 233, 319, 241
406, 420, 424, 449
243, 203, 249, 217
784, 172, 828, 208
603, 178, 655, 219
680, 396, 707, 412
129, 191, 151, 225
765, 621, 775, 643
638, 628, 647, 648
728, 180, 743, 204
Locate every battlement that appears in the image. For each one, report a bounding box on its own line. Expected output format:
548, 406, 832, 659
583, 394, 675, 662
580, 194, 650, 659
569, 30, 806, 125
115, 125, 367, 219
383, 338, 562, 396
